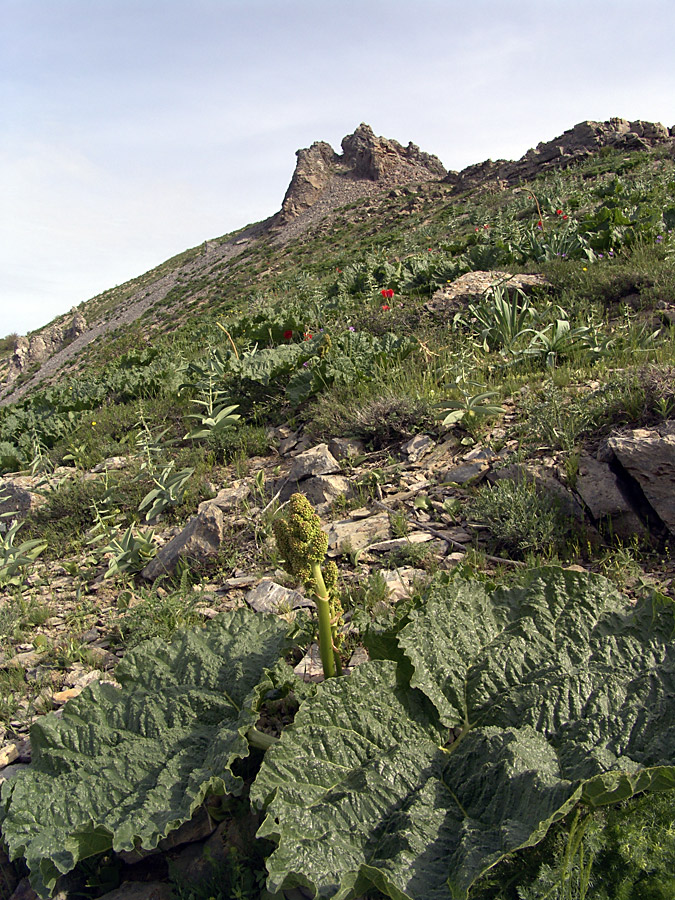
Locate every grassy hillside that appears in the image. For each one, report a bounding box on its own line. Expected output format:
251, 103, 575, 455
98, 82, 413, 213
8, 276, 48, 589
0, 134, 674, 900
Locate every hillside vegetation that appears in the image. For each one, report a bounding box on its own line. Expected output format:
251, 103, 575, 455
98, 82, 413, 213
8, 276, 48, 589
0, 120, 674, 900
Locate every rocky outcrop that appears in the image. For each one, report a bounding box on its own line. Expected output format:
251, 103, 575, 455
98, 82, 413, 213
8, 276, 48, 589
5, 308, 87, 385
280, 123, 446, 221
427, 271, 550, 315
607, 420, 675, 535
445, 117, 675, 193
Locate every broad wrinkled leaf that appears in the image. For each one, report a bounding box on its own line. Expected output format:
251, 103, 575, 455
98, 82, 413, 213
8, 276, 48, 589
253, 567, 675, 899
0, 609, 290, 898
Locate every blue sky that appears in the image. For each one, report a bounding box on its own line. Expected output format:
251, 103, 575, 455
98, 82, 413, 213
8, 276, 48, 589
2, 0, 675, 336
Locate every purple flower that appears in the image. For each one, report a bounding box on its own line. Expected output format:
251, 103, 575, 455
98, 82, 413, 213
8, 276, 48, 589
348, 326, 355, 332
656, 235, 663, 243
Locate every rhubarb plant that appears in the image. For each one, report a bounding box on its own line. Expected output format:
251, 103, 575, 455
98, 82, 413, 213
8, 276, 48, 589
1, 567, 674, 899
273, 492, 343, 677
252, 567, 675, 899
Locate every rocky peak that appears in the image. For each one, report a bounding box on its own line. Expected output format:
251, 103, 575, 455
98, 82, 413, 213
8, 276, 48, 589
280, 123, 446, 221
444, 117, 675, 193
340, 122, 447, 182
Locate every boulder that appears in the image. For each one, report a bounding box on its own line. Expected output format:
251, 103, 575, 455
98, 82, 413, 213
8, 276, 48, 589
608, 421, 675, 535
141, 505, 225, 580
574, 453, 647, 539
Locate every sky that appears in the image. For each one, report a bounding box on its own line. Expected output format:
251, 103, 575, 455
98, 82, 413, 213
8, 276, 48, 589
2, 0, 675, 337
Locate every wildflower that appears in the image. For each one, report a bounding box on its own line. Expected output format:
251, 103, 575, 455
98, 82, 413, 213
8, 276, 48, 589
656, 235, 663, 243
91, 421, 97, 426
348, 326, 355, 332
556, 209, 563, 215
380, 288, 394, 299
562, 215, 568, 220
381, 304, 390, 311
428, 247, 432, 251
537, 220, 543, 228
483, 224, 489, 229
283, 329, 293, 340
303, 361, 309, 367
303, 332, 313, 340
582, 267, 588, 272
474, 227, 479, 232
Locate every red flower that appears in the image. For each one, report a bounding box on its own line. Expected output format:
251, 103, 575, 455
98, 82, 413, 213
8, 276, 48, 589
537, 220, 543, 228
556, 209, 563, 215
428, 247, 432, 251
483, 224, 489, 229
474, 227, 479, 232
283, 330, 293, 340
380, 288, 394, 299
562, 214, 568, 220
381, 304, 390, 311
303, 332, 312, 340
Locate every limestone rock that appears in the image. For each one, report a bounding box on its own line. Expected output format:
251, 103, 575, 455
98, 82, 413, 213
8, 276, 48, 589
141, 504, 225, 579
280, 123, 446, 223
287, 444, 340, 481
401, 434, 435, 462
296, 473, 353, 510
444, 118, 674, 193
574, 453, 646, 539
245, 579, 314, 614
608, 421, 675, 535
281, 141, 340, 220
326, 512, 391, 555
198, 480, 250, 513
328, 436, 365, 460
427, 271, 550, 314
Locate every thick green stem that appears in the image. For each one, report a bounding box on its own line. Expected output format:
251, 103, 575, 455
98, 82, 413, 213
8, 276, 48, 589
311, 561, 337, 678
246, 726, 279, 751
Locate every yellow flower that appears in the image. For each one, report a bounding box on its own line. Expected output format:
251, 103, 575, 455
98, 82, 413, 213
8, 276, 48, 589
582, 267, 588, 271
91, 421, 97, 426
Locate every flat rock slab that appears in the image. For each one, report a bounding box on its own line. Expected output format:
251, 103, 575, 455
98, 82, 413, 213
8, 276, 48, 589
575, 453, 646, 538
293, 643, 323, 681
198, 480, 250, 513
326, 512, 391, 555
245, 579, 314, 613
441, 461, 489, 484
608, 421, 675, 534
367, 532, 434, 553
427, 271, 550, 313
401, 434, 435, 462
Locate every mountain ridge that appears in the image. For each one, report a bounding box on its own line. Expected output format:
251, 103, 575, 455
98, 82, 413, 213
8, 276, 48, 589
1, 115, 673, 406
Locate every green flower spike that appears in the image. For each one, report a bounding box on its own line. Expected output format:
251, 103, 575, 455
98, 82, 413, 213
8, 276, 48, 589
273, 493, 343, 678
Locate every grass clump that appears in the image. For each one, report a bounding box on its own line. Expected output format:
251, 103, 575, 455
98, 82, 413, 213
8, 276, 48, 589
468, 477, 570, 558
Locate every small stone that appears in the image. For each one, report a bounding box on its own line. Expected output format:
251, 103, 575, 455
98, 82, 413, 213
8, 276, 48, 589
401, 434, 435, 462
367, 532, 433, 552
328, 437, 365, 460
287, 444, 340, 481
0, 743, 19, 768
246, 580, 314, 614
441, 462, 489, 484
293, 643, 324, 681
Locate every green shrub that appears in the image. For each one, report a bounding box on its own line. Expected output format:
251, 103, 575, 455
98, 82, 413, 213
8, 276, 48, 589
469, 477, 570, 557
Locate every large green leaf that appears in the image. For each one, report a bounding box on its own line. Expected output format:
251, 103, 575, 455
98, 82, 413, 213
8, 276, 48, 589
252, 567, 675, 900
0, 609, 291, 898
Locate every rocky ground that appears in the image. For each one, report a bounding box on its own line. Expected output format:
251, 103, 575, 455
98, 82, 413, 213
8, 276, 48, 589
1, 403, 674, 900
